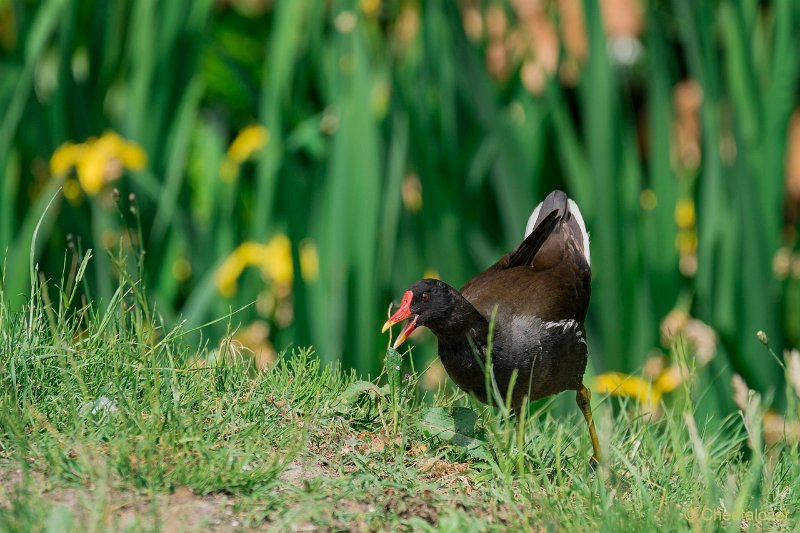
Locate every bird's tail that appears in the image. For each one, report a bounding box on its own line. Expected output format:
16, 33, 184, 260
524, 190, 590, 266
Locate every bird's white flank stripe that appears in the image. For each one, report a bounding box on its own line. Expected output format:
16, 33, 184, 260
543, 319, 578, 332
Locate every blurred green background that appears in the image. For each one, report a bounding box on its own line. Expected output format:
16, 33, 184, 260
2, 0, 800, 412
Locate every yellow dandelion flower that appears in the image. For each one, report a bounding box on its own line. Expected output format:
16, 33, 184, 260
101, 131, 146, 167
674, 198, 695, 229
49, 132, 147, 195
94, 131, 125, 160
236, 242, 267, 264
228, 124, 269, 164
259, 234, 293, 286
215, 251, 248, 297
299, 239, 319, 282
594, 372, 662, 408
118, 139, 147, 170
76, 143, 108, 195
216, 237, 294, 297
50, 142, 83, 176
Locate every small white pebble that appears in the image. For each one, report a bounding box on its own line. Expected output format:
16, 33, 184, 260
78, 395, 118, 416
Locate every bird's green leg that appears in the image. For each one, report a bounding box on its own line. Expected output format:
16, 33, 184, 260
576, 385, 601, 466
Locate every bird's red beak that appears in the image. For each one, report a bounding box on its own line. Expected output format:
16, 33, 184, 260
381, 291, 418, 349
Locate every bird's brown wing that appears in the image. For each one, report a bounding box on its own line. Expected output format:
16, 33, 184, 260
461, 262, 590, 324
460, 191, 590, 324
505, 209, 562, 268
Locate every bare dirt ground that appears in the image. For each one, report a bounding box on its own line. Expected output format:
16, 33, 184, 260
1, 463, 240, 532
0, 437, 500, 532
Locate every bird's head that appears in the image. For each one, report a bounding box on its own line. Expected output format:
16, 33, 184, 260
381, 278, 459, 349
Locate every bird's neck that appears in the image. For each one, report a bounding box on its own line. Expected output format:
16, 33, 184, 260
429, 291, 489, 346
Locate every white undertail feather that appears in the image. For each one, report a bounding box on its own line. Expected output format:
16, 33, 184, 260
524, 203, 542, 238
524, 196, 591, 266
567, 199, 591, 266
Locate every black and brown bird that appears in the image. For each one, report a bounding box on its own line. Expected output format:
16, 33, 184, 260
382, 190, 600, 464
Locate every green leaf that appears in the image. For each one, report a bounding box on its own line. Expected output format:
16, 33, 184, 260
334, 380, 387, 415
418, 407, 486, 458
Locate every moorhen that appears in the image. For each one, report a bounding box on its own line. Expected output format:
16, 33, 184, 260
382, 190, 600, 464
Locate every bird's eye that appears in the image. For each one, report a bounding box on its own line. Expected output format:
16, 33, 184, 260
421, 292, 430, 303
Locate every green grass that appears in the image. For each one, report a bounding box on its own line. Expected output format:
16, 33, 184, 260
1, 253, 798, 532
